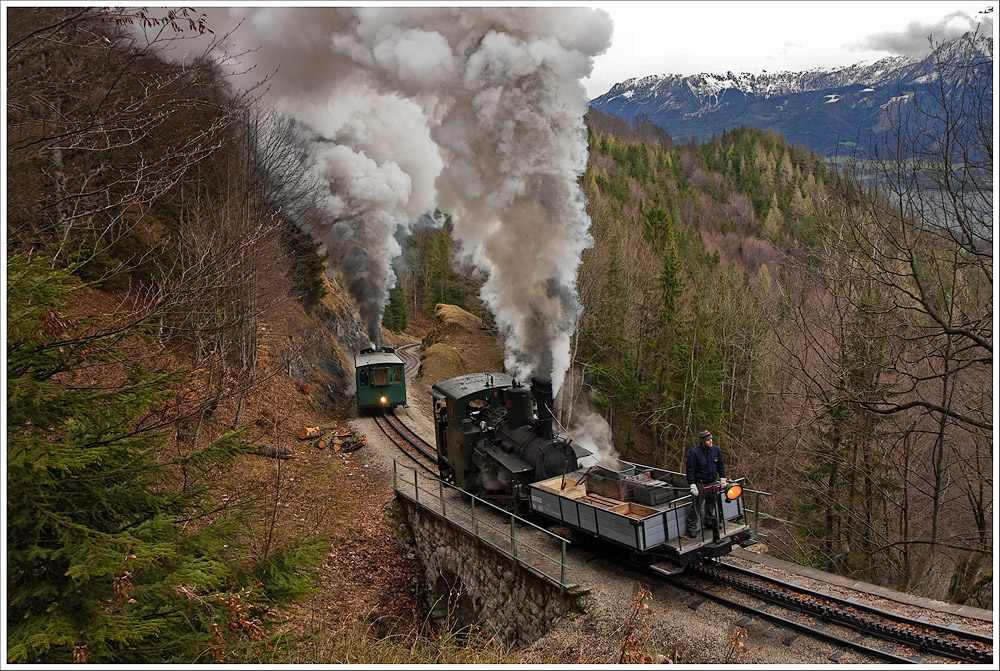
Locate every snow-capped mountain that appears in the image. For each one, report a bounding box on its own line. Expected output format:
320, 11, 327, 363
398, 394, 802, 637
590, 33, 992, 157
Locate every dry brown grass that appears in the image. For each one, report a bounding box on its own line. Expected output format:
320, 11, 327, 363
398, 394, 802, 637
419, 303, 504, 387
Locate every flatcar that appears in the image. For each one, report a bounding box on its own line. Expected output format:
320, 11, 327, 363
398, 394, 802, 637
429, 373, 753, 569
355, 345, 407, 413
528, 459, 752, 570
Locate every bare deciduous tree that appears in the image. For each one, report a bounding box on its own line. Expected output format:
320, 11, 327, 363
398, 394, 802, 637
776, 31, 992, 603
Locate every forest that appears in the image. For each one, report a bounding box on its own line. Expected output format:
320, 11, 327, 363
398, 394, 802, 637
5, 6, 992, 664
564, 105, 992, 606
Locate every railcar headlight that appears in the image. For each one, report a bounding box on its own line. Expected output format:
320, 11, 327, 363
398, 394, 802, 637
725, 484, 742, 500
380, 396, 388, 405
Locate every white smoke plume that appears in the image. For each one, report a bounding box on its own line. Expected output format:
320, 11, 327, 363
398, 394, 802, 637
564, 393, 619, 469
197, 6, 613, 382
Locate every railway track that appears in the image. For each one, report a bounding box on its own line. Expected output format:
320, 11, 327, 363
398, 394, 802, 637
367, 342, 435, 471
372, 408, 439, 475
705, 562, 993, 663
653, 560, 993, 664
397, 342, 420, 376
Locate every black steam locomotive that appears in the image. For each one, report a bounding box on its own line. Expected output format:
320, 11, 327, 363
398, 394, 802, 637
429, 373, 753, 567
429, 373, 589, 509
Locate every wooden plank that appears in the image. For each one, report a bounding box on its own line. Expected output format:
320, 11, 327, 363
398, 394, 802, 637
580, 493, 622, 508
537, 481, 586, 498
610, 502, 659, 519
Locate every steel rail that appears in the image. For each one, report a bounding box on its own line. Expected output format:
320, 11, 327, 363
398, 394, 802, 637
397, 342, 421, 376
718, 561, 993, 647
657, 571, 920, 664
373, 412, 438, 475
384, 409, 438, 459
697, 563, 993, 664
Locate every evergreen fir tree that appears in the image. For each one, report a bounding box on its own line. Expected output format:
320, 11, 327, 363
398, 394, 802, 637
6, 254, 322, 663
425, 225, 456, 311
383, 272, 408, 333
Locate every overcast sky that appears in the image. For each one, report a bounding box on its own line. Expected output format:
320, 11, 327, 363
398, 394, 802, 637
583, 1, 995, 98
31, 1, 991, 100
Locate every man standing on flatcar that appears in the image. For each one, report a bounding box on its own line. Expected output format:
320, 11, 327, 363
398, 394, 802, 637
685, 430, 727, 539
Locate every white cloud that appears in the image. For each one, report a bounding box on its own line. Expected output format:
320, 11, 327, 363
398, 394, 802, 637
852, 10, 992, 56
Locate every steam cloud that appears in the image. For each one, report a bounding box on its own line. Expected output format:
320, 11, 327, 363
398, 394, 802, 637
565, 392, 619, 468
200, 6, 613, 389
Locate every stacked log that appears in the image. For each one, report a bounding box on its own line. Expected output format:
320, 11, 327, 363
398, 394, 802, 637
318, 430, 353, 450
298, 422, 338, 440
339, 434, 366, 453
296, 422, 362, 452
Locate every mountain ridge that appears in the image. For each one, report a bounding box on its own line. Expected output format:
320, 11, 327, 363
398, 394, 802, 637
590, 32, 992, 156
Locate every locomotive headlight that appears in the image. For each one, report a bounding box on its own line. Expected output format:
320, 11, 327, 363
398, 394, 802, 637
725, 484, 742, 500
380, 396, 388, 405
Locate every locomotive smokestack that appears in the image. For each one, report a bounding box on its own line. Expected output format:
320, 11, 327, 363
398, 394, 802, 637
505, 385, 533, 430
531, 376, 554, 440
531, 377, 554, 421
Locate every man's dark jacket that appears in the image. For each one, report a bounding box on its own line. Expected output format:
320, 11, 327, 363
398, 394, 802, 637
686, 442, 726, 485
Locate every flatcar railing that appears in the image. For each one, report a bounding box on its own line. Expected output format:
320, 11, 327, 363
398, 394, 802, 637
742, 487, 771, 539
684, 480, 772, 548
392, 460, 576, 591
649, 479, 770, 552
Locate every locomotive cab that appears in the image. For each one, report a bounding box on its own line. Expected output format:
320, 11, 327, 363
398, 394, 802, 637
430, 373, 514, 488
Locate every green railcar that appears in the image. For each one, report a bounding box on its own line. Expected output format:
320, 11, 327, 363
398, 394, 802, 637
355, 346, 407, 413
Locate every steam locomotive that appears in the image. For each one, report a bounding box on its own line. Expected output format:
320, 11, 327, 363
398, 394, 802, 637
429, 373, 587, 503
429, 373, 754, 568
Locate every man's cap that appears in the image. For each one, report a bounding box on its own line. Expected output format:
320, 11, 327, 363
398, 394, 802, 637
699, 430, 713, 442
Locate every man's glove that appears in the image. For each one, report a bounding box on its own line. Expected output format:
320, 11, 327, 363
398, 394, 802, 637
719, 477, 727, 486
689, 483, 699, 497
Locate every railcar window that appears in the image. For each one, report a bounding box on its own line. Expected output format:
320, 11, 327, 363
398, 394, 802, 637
394, 364, 403, 382
373, 368, 389, 385
359, 370, 368, 386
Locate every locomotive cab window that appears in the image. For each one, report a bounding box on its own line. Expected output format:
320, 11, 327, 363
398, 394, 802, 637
467, 398, 489, 422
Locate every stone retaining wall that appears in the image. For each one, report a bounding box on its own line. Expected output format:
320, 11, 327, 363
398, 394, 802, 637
396, 494, 585, 647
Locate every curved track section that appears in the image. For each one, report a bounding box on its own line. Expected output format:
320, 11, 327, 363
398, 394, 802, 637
646, 560, 993, 664
373, 409, 439, 475
397, 342, 421, 376
654, 571, 917, 663
385, 410, 438, 461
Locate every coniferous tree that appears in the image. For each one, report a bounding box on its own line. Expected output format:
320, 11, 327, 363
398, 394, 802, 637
425, 225, 457, 312
383, 270, 408, 333
6, 254, 320, 663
